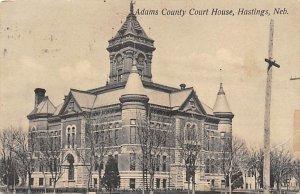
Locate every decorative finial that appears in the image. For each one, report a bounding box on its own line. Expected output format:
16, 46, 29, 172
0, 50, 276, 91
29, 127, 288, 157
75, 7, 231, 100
218, 68, 225, 95
219, 68, 222, 85
130, 0, 134, 14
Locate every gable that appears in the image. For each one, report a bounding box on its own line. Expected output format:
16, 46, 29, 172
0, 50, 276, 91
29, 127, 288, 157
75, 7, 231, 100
179, 91, 207, 115
59, 93, 82, 115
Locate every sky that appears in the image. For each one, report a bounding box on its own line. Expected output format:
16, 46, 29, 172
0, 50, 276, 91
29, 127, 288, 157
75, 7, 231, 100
0, 0, 299, 150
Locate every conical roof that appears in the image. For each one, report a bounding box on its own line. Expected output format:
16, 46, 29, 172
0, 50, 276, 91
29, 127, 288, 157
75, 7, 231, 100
124, 62, 144, 95
113, 2, 151, 40
213, 83, 233, 115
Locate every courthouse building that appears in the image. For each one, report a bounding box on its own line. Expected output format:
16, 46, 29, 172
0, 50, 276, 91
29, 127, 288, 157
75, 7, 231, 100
27, 3, 234, 191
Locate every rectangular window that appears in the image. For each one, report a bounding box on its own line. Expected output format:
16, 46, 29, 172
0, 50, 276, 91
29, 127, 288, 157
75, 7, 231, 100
54, 137, 59, 150
118, 69, 122, 83
163, 179, 167, 189
100, 130, 104, 143
115, 129, 118, 145
162, 131, 167, 146
130, 126, 136, 144
94, 178, 97, 187
207, 138, 210, 151
39, 164, 43, 172
150, 122, 154, 128
129, 178, 135, 189
30, 178, 34, 186
95, 131, 99, 144
39, 178, 43, 186
130, 119, 136, 125
108, 130, 112, 145
156, 155, 160, 171
211, 137, 215, 151
162, 156, 167, 172
156, 178, 160, 189
156, 123, 161, 129
115, 155, 118, 165
100, 162, 104, 170
130, 153, 136, 171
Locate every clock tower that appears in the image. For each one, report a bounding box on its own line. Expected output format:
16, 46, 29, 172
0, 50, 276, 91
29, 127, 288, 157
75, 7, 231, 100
106, 2, 156, 84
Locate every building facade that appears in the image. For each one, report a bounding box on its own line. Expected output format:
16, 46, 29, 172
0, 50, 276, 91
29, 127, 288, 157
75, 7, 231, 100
27, 3, 234, 191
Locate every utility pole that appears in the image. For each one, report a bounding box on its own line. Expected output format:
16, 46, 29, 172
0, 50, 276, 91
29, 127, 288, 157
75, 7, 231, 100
263, 19, 281, 194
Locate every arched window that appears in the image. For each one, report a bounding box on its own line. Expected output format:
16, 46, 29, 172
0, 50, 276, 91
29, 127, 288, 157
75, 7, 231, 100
66, 154, 74, 181
186, 123, 197, 141
71, 126, 75, 148
115, 54, 123, 66
210, 159, 215, 173
66, 125, 76, 148
137, 53, 146, 78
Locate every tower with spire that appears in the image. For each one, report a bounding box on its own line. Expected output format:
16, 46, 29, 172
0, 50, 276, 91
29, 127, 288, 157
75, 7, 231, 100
213, 82, 234, 134
107, 1, 155, 84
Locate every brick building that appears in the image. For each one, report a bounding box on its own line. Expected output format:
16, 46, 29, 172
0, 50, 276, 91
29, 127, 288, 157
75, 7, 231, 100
27, 3, 234, 191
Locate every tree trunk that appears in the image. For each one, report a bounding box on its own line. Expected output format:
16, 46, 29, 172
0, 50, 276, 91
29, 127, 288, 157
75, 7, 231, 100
53, 181, 57, 194
87, 169, 92, 194
43, 171, 47, 194
187, 178, 190, 194
28, 172, 32, 194
229, 175, 232, 194
150, 173, 154, 194
243, 171, 246, 189
6, 169, 9, 193
98, 166, 102, 193
146, 170, 149, 191
192, 175, 195, 194
142, 169, 145, 194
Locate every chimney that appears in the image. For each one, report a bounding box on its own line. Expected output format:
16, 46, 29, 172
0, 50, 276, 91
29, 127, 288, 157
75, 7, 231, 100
180, 83, 186, 90
34, 88, 46, 108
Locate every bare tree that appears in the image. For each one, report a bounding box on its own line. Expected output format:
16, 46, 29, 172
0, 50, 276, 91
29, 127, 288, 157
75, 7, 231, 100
176, 117, 202, 194
246, 148, 264, 190
0, 128, 15, 192
6, 127, 36, 194
293, 159, 300, 191
77, 110, 108, 194
39, 130, 65, 194
270, 148, 293, 193
220, 136, 248, 194
136, 110, 170, 194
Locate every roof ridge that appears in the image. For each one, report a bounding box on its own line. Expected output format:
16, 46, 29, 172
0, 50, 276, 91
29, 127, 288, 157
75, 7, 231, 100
71, 88, 95, 95
171, 87, 193, 94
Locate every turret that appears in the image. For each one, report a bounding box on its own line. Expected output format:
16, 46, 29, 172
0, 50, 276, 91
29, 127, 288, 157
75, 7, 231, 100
119, 61, 149, 145
213, 83, 234, 134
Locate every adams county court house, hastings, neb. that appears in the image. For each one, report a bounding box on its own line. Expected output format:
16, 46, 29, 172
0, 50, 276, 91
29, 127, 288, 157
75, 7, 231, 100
27, 3, 234, 191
